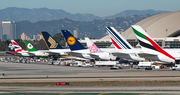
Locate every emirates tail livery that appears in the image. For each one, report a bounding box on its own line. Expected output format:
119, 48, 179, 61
132, 25, 175, 63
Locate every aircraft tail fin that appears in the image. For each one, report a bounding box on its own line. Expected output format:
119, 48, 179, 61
11, 40, 23, 53
106, 27, 133, 49
24, 40, 37, 52
61, 30, 86, 51
40, 31, 63, 49
84, 37, 102, 53
131, 25, 175, 60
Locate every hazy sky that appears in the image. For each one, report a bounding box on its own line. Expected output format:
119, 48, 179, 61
0, 0, 179, 17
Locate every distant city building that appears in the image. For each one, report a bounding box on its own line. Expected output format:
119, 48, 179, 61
26, 36, 30, 40
1, 21, 16, 40
74, 30, 78, 38
21, 32, 26, 40
2, 34, 7, 40
33, 34, 42, 40
0, 25, 2, 39
21, 32, 42, 41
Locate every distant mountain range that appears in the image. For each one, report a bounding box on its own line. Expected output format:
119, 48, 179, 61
104, 10, 169, 19
0, 7, 169, 22
15, 14, 153, 39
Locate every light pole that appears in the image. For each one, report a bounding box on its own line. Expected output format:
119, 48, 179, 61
165, 28, 168, 47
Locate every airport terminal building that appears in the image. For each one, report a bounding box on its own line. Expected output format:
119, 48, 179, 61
79, 11, 180, 48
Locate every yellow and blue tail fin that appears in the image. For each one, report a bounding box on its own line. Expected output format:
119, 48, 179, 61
61, 30, 86, 51
40, 31, 63, 49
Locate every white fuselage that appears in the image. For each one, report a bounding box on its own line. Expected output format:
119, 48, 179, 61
48, 49, 70, 55
70, 49, 117, 61
16, 50, 31, 57
100, 48, 145, 61
28, 50, 50, 57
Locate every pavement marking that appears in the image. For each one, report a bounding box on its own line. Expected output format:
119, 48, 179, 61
5, 73, 78, 76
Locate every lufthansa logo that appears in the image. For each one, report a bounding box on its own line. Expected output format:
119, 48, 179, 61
48, 36, 58, 48
67, 36, 76, 45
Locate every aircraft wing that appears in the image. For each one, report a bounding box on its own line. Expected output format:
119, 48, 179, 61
138, 53, 157, 57
27, 52, 36, 56
66, 52, 98, 60
61, 57, 90, 61
45, 51, 62, 56
87, 53, 101, 59
111, 52, 145, 61
111, 52, 130, 57
66, 52, 83, 57
66, 52, 91, 59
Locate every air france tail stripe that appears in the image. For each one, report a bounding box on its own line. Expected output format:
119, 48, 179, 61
109, 33, 126, 49
107, 28, 127, 49
110, 37, 122, 49
107, 27, 131, 49
107, 27, 127, 49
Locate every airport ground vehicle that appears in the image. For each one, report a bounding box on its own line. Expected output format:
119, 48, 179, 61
70, 61, 83, 67
95, 61, 117, 67
81, 61, 93, 67
1, 58, 5, 62
110, 65, 119, 69
136, 62, 154, 69
136, 61, 161, 70
54, 58, 73, 65
172, 64, 180, 70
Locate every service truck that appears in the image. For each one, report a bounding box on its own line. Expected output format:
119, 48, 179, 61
136, 62, 158, 69
172, 64, 180, 70
95, 61, 117, 67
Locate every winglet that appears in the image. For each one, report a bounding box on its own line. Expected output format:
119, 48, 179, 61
85, 37, 102, 53
40, 31, 63, 49
24, 40, 37, 52
61, 30, 86, 51
106, 27, 133, 49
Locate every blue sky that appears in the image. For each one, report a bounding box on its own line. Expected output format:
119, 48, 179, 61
0, 0, 179, 17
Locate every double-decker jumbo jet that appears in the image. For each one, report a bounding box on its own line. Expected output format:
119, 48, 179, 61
8, 40, 31, 57
40, 31, 71, 57
24, 40, 50, 58
8, 40, 53, 58
40, 31, 94, 60
61, 30, 117, 61
106, 27, 145, 61
131, 25, 178, 63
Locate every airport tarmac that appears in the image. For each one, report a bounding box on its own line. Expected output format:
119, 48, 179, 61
0, 61, 180, 82
0, 86, 180, 93
0, 61, 180, 94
